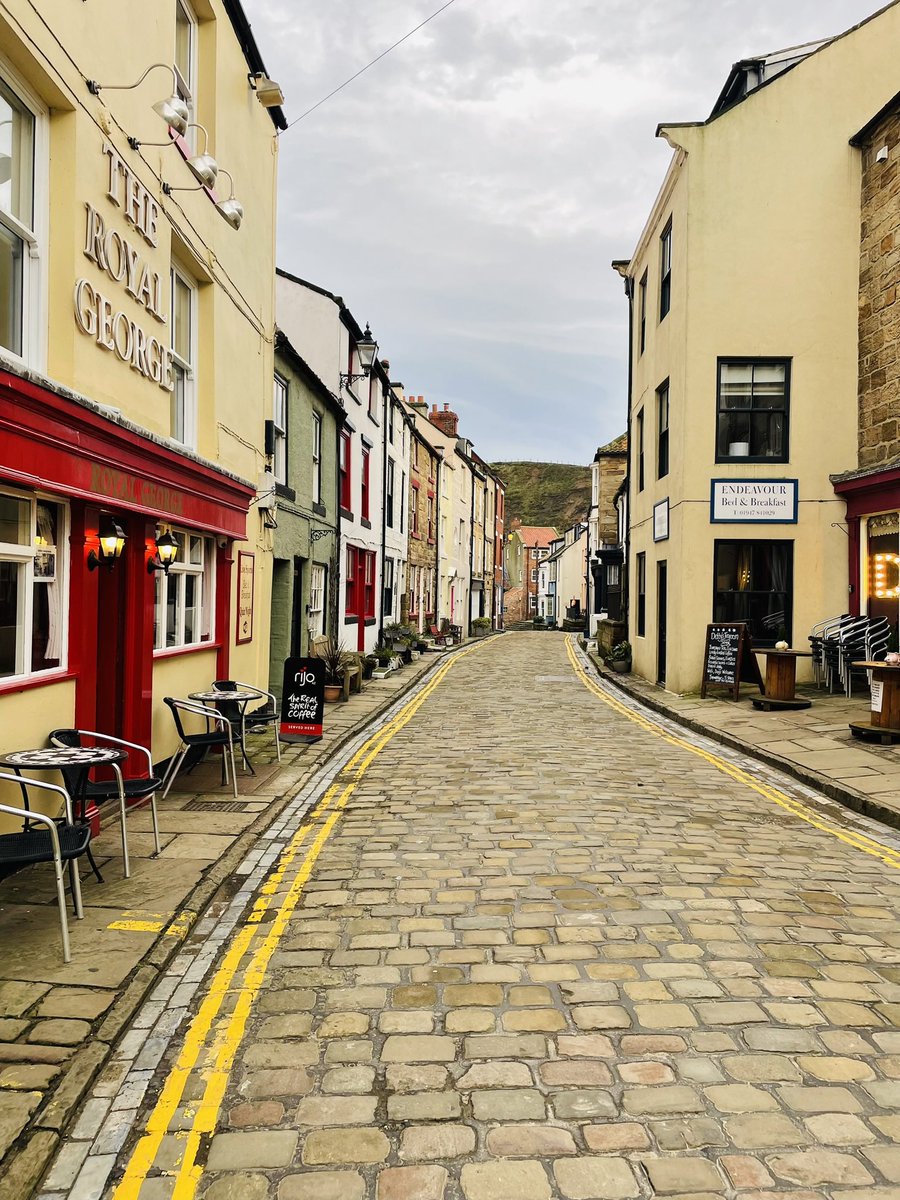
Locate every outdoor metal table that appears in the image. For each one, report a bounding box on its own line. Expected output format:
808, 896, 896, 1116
850, 661, 900, 743
751, 649, 813, 711
0, 744, 128, 892
189, 688, 263, 775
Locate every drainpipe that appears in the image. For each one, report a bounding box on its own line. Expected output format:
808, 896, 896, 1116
333, 416, 343, 646
468, 462, 476, 632
622, 274, 635, 639
379, 389, 390, 645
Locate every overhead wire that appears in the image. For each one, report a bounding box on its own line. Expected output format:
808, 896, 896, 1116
281, 0, 460, 131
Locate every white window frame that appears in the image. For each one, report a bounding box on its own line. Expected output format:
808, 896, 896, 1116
153, 527, 214, 651
0, 58, 48, 373
273, 373, 287, 485
170, 263, 197, 449
0, 487, 69, 682
529, 594, 538, 611
312, 411, 322, 503
174, 0, 198, 145
308, 562, 326, 640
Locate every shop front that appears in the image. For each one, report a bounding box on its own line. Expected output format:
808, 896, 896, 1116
833, 466, 900, 636
0, 366, 254, 759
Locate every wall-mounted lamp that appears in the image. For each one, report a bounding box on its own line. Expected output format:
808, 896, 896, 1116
87, 514, 127, 571
147, 529, 179, 575
340, 324, 378, 388
214, 168, 244, 230
162, 124, 219, 195
86, 63, 189, 137
248, 72, 285, 108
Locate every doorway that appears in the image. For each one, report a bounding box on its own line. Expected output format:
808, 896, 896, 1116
657, 560, 667, 686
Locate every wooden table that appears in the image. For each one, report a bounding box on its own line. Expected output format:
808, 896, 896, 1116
849, 661, 900, 743
751, 649, 813, 711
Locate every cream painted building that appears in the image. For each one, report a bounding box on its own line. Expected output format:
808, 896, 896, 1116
0, 1, 283, 779
617, 8, 900, 693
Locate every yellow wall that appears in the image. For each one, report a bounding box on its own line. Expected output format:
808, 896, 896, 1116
625, 10, 900, 693
0, 682, 76, 828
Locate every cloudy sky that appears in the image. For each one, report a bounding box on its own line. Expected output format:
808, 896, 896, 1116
251, 0, 884, 464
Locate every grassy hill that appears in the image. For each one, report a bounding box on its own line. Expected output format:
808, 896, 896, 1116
491, 461, 591, 532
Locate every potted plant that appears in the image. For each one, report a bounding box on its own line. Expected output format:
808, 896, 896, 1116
373, 645, 394, 675
320, 639, 352, 702
608, 641, 632, 673
471, 616, 491, 638
362, 654, 377, 681
383, 621, 405, 649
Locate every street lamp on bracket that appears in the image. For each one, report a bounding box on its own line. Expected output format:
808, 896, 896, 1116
339, 324, 378, 389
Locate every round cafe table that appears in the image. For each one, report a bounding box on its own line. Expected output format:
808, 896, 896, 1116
849, 661, 900, 744
189, 688, 262, 775
751, 649, 813, 711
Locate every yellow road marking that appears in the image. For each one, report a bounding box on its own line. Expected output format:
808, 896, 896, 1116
106, 909, 197, 936
114, 641, 482, 1200
566, 636, 900, 870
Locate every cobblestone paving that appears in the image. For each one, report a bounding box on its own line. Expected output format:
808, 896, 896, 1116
52, 633, 900, 1199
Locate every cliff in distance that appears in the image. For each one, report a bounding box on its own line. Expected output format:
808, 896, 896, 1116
491, 461, 591, 532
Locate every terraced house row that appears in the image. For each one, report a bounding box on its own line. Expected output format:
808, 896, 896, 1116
0, 0, 504, 815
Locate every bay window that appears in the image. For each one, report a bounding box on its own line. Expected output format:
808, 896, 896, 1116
0, 491, 67, 680
153, 528, 214, 650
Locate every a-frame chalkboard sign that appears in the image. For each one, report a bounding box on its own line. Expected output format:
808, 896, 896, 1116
700, 623, 764, 701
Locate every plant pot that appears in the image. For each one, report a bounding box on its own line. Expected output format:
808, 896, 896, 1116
610, 660, 630, 673
323, 683, 343, 703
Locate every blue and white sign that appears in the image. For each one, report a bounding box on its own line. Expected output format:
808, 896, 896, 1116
711, 479, 798, 524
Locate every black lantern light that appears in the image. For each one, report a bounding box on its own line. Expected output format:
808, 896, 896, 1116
87, 514, 126, 571
340, 324, 378, 388
147, 529, 179, 575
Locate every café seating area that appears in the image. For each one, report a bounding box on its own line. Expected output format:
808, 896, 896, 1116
809, 613, 892, 697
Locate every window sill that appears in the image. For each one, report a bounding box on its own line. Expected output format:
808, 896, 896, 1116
340, 507, 354, 521
0, 669, 76, 696
153, 642, 220, 661
275, 483, 296, 502
714, 456, 789, 466
312, 501, 327, 517
361, 518, 372, 530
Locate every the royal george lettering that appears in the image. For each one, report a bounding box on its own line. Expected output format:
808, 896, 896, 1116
73, 141, 173, 392
89, 464, 184, 516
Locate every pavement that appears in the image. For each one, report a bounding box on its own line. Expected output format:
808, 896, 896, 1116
0, 650, 443, 1200
28, 630, 900, 1200
590, 653, 900, 828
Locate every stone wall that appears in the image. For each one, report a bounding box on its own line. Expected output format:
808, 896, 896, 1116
859, 111, 900, 469
598, 439, 627, 545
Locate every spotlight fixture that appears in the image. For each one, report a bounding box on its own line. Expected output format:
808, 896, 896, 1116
86, 63, 189, 137
184, 123, 218, 189
248, 72, 285, 108
214, 168, 244, 230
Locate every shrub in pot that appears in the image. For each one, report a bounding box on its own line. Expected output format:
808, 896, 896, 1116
471, 616, 491, 637
320, 639, 352, 701
608, 641, 632, 673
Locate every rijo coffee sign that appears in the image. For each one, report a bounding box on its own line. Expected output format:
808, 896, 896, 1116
710, 479, 798, 524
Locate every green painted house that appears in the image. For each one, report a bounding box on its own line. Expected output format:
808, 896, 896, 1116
268, 328, 345, 697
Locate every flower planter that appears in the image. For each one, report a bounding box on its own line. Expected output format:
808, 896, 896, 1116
609, 660, 631, 673
324, 683, 343, 702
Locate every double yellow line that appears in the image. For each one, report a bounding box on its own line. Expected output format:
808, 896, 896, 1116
566, 636, 900, 871
113, 642, 481, 1200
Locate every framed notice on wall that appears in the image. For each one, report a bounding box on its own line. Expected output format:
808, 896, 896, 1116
653, 498, 669, 542
236, 551, 255, 644
710, 479, 798, 523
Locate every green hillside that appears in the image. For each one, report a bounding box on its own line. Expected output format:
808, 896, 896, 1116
491, 461, 591, 532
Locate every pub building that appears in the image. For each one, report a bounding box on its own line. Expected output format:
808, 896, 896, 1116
0, 0, 283, 795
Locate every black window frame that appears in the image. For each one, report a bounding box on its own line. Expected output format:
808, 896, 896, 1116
636, 408, 645, 493
639, 269, 648, 355
636, 551, 646, 637
657, 379, 669, 480
386, 458, 395, 529
712, 538, 793, 647
715, 357, 791, 464
659, 219, 672, 321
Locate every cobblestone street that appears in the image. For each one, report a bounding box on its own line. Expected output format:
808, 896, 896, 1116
43, 632, 900, 1200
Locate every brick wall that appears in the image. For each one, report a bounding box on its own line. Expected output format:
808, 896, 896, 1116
859, 111, 900, 469
598, 440, 627, 545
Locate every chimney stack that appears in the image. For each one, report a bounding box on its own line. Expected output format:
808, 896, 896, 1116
429, 402, 459, 438
408, 394, 428, 413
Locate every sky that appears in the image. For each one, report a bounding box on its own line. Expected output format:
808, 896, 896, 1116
250, 0, 886, 464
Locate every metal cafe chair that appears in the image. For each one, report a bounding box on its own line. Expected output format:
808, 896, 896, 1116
161, 698, 238, 799
0, 774, 91, 963
49, 729, 162, 879
213, 680, 282, 767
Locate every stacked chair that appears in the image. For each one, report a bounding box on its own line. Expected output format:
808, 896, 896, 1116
809, 614, 892, 697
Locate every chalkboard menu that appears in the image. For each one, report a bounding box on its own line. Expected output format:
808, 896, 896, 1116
280, 657, 325, 743
701, 623, 763, 700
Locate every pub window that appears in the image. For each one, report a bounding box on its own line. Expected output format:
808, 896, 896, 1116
0, 73, 39, 363
170, 266, 196, 447
657, 380, 669, 480
308, 562, 326, 640
713, 539, 793, 646
636, 551, 646, 637
174, 0, 198, 145
153, 528, 214, 651
0, 490, 68, 680
716, 359, 790, 462
659, 219, 672, 320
